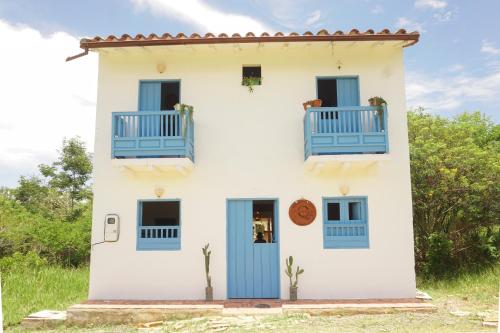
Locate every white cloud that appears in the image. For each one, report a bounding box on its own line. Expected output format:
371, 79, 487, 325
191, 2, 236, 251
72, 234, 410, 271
396, 17, 425, 32
481, 40, 500, 56
414, 0, 447, 9
433, 10, 453, 22
131, 0, 270, 34
305, 10, 321, 25
371, 4, 384, 14
406, 68, 500, 112
0, 20, 97, 187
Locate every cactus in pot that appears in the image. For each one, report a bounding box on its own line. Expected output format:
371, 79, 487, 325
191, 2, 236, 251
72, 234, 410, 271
285, 256, 304, 301
202, 243, 213, 301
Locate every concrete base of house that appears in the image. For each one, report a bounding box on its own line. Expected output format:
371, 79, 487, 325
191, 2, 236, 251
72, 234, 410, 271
61, 299, 436, 326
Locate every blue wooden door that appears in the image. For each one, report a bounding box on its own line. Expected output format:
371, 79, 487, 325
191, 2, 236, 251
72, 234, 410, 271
227, 200, 279, 299
337, 77, 360, 132
139, 81, 161, 136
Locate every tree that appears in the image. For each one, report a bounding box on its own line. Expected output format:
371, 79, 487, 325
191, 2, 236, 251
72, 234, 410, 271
13, 137, 93, 221
408, 110, 500, 276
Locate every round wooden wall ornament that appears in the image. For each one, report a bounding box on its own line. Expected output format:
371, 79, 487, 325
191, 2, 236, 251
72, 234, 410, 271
289, 199, 316, 226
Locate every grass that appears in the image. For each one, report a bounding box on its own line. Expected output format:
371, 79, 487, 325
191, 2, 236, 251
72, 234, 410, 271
2, 264, 499, 332
418, 265, 500, 311
1, 265, 89, 327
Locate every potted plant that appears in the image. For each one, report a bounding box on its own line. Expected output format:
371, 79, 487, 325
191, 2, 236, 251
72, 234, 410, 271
302, 99, 322, 111
284, 256, 304, 301
368, 97, 386, 130
242, 76, 262, 93
202, 243, 213, 301
174, 103, 194, 136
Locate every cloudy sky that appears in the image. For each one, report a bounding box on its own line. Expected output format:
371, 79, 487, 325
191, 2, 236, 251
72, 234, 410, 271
0, 0, 499, 187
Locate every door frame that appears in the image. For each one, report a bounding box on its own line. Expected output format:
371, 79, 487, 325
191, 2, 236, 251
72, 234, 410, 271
225, 198, 281, 299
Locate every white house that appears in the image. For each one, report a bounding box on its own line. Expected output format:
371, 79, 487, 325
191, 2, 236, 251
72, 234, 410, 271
70, 29, 420, 300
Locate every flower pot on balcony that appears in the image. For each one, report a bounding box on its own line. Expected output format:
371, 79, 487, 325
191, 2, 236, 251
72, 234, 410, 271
302, 99, 322, 111
205, 286, 213, 301
289, 286, 298, 301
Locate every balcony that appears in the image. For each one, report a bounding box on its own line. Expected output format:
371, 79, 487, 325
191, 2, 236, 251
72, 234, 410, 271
304, 106, 388, 157
303, 106, 389, 172
112, 111, 194, 159
111, 111, 194, 175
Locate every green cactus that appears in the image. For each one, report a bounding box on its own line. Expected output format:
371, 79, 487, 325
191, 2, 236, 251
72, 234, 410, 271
202, 243, 212, 288
284, 256, 304, 288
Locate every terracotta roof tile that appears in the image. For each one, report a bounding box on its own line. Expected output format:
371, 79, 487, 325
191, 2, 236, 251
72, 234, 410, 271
78, 29, 420, 50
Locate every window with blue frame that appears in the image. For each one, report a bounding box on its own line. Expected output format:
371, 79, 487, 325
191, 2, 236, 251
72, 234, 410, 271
323, 197, 369, 249
137, 200, 181, 250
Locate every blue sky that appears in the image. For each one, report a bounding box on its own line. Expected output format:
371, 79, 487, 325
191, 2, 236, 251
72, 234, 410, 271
0, 0, 499, 187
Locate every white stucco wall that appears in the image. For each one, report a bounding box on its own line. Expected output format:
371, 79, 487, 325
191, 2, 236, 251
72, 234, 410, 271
89, 42, 416, 300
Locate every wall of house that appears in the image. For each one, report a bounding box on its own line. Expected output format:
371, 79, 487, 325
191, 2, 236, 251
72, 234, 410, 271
89, 42, 416, 300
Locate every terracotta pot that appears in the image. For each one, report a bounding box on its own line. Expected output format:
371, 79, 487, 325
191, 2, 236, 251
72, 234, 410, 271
302, 99, 322, 111
205, 286, 213, 301
311, 99, 322, 107
289, 286, 298, 301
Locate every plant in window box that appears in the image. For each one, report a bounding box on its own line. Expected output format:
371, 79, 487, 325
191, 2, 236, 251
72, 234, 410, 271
174, 103, 194, 137
284, 256, 304, 301
242, 76, 262, 93
302, 99, 322, 111
202, 243, 213, 301
368, 96, 387, 129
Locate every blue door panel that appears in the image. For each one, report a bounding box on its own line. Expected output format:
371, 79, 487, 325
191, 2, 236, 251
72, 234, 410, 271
227, 200, 279, 299
337, 78, 360, 133
139, 82, 161, 136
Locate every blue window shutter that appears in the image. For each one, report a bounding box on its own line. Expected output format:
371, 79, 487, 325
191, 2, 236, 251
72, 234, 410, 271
323, 197, 369, 249
336, 78, 360, 106
139, 81, 161, 111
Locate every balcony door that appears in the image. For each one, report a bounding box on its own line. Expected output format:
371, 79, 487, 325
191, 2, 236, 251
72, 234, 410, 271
317, 77, 360, 133
138, 81, 180, 137
317, 77, 359, 107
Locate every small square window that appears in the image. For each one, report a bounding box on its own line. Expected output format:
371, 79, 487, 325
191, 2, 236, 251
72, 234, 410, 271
242, 66, 261, 78
242, 66, 262, 86
327, 202, 340, 221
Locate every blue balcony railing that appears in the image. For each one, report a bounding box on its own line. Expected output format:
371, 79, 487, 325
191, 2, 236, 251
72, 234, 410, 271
303, 106, 388, 159
112, 111, 194, 160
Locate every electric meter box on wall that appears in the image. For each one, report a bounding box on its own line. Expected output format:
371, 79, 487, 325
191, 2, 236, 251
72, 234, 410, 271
104, 214, 120, 242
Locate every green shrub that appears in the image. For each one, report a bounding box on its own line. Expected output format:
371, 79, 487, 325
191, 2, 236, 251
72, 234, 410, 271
0, 251, 48, 273
424, 233, 454, 278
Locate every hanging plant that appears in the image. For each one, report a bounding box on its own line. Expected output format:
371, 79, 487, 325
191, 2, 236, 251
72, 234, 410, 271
368, 97, 387, 129
242, 76, 262, 93
174, 103, 194, 137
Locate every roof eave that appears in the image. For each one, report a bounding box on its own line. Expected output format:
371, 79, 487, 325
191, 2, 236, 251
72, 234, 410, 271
80, 34, 419, 50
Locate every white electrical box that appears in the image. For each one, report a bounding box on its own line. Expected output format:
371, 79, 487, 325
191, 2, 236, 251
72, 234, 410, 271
104, 214, 120, 242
